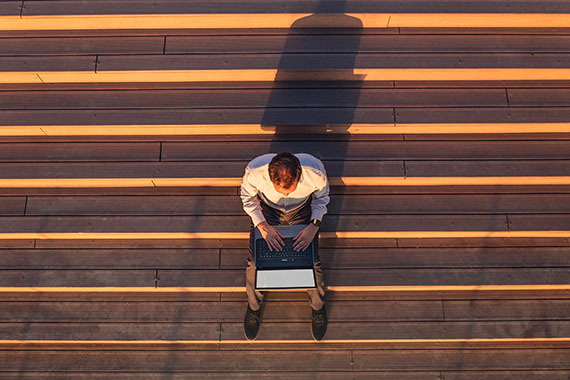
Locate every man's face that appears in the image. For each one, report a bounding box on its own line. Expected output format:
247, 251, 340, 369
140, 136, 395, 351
272, 180, 299, 197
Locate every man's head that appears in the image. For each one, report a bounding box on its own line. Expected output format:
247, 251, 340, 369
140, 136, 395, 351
268, 152, 302, 196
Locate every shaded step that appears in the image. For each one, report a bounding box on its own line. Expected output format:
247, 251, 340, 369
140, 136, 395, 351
396, 107, 570, 124
0, 371, 566, 380
0, 214, 520, 233
0, 88, 510, 109
5, 53, 570, 71
4, 141, 570, 162
2, 300, 568, 322
8, 233, 565, 250
0, 2, 20, 18
0, 37, 165, 56
0, 300, 445, 322
162, 268, 570, 287
1, 246, 567, 269
2, 34, 559, 55
15, 194, 570, 216
0, 161, 403, 179
0, 268, 567, 287
510, 88, 570, 106
160, 141, 570, 160
225, 321, 570, 341
163, 34, 570, 54
221, 246, 570, 270
95, 53, 570, 70
0, 321, 568, 342
2, 106, 568, 126
0, 142, 160, 162
0, 347, 568, 371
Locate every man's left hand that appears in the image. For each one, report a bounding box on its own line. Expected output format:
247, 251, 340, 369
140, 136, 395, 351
292, 223, 319, 251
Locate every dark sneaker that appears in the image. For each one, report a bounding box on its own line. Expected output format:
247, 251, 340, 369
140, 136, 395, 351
311, 305, 328, 341
244, 305, 262, 341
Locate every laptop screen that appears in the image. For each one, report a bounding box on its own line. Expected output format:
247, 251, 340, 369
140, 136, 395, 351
256, 268, 316, 289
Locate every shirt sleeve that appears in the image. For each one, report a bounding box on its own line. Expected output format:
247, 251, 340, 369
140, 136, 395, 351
240, 166, 266, 227
310, 165, 330, 222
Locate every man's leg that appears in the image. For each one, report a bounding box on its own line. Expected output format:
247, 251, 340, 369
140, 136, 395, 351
286, 198, 326, 311
245, 221, 264, 311
286, 198, 328, 340
244, 197, 283, 340
245, 198, 283, 311
307, 235, 326, 311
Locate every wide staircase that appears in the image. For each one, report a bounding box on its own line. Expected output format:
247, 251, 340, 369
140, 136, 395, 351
1, 1, 570, 378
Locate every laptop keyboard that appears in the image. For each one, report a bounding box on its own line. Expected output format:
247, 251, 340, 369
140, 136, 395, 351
256, 238, 311, 258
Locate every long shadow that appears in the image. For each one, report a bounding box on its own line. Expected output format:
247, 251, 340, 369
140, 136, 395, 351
261, 1, 364, 304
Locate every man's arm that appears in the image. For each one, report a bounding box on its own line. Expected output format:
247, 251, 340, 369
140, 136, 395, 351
310, 168, 330, 223
240, 166, 266, 227
293, 164, 329, 251
240, 165, 285, 251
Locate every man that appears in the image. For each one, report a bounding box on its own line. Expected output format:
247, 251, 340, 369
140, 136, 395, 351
240, 152, 329, 341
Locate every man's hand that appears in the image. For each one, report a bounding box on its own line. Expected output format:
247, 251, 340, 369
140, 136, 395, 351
293, 223, 319, 251
257, 221, 285, 251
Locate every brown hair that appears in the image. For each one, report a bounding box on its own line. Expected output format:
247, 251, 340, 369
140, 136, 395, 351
268, 152, 302, 189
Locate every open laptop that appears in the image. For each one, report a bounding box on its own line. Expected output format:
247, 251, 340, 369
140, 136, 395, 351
254, 224, 316, 290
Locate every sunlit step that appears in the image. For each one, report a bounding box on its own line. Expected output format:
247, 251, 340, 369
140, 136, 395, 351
4, 69, 570, 84
0, 177, 569, 188
1, 13, 570, 30
2, 123, 570, 136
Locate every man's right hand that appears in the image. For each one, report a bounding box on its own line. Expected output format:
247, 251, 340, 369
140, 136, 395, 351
256, 221, 285, 251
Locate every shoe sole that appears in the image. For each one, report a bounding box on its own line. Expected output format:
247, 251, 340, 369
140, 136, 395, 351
244, 304, 263, 341
311, 324, 327, 341
244, 330, 258, 341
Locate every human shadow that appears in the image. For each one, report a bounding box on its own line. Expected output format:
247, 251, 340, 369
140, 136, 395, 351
260, 0, 365, 302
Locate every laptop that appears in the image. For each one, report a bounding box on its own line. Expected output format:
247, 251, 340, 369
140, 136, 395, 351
254, 224, 316, 290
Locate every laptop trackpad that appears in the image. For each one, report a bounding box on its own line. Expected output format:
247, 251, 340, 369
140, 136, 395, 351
256, 269, 315, 289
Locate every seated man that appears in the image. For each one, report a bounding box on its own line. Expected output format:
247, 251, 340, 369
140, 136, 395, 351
240, 152, 329, 341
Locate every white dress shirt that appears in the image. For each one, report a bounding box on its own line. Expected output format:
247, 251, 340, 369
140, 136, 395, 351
240, 153, 330, 227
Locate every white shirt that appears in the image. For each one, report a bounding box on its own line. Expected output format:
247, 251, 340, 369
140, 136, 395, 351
240, 153, 330, 227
